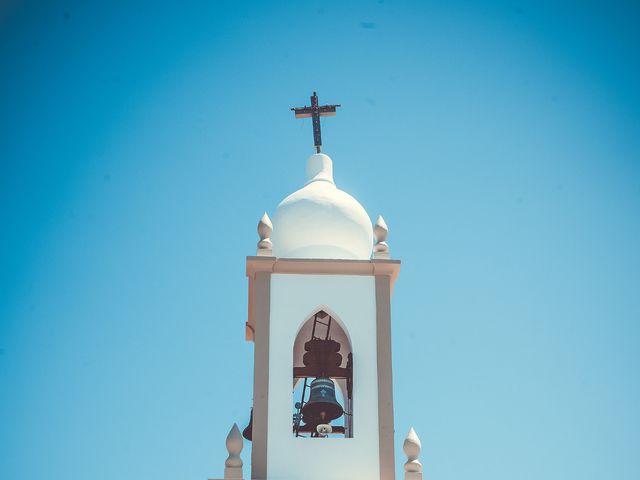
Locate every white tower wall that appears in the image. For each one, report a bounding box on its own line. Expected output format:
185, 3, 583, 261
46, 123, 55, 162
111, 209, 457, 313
267, 273, 380, 480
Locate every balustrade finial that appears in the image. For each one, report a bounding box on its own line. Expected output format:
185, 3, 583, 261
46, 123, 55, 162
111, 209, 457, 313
373, 215, 390, 259
223, 423, 243, 479
403, 426, 423, 480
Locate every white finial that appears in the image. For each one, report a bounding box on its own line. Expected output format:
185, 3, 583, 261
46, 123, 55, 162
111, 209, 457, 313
403, 427, 423, 480
257, 212, 273, 256
373, 215, 390, 259
223, 423, 243, 479
305, 153, 334, 184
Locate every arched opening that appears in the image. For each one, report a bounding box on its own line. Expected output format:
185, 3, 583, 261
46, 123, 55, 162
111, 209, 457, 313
292, 309, 353, 438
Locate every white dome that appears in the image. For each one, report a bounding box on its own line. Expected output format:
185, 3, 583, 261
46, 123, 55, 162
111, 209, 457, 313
272, 153, 373, 260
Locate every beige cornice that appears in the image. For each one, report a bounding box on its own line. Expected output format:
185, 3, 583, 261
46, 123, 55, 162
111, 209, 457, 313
246, 256, 401, 285
245, 257, 401, 343
246, 256, 400, 341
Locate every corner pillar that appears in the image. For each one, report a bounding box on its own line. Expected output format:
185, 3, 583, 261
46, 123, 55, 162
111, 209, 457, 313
376, 274, 395, 480
251, 271, 271, 480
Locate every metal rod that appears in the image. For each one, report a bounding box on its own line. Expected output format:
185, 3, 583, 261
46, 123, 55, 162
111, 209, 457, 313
310, 313, 318, 340
295, 377, 309, 437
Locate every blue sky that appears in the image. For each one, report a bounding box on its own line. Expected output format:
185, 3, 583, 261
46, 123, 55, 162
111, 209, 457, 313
1, 1, 639, 479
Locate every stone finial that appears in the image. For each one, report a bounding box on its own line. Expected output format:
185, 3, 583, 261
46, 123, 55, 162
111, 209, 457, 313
373, 215, 390, 259
403, 427, 423, 480
224, 423, 243, 479
256, 212, 273, 256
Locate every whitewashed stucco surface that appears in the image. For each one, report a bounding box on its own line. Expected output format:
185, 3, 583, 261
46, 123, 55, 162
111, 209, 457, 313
267, 273, 380, 480
271, 153, 374, 260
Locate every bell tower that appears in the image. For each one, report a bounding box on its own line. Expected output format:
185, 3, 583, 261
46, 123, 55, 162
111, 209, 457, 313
243, 148, 400, 480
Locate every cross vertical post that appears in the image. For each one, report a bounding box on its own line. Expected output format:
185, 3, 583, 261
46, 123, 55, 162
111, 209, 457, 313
292, 92, 341, 153
311, 93, 321, 151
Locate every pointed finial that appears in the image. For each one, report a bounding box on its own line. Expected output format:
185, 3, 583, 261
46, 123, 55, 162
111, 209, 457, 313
223, 423, 243, 479
305, 153, 334, 184
403, 427, 423, 480
257, 212, 273, 256
373, 215, 390, 259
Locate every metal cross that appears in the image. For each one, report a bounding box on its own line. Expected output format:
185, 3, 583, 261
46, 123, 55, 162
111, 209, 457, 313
291, 92, 341, 153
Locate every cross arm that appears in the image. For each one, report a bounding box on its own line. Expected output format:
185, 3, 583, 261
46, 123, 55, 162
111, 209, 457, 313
292, 106, 313, 118
318, 104, 340, 117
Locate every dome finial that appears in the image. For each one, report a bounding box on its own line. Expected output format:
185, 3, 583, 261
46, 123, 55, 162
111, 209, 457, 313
305, 153, 334, 184
373, 215, 390, 259
257, 212, 273, 256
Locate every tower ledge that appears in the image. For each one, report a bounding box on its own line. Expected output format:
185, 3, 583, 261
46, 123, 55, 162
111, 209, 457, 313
245, 257, 400, 342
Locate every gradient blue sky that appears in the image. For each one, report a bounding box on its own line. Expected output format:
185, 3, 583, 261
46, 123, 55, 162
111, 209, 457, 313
1, 1, 639, 479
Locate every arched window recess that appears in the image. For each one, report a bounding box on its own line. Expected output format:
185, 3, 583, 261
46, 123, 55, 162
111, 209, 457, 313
292, 310, 353, 438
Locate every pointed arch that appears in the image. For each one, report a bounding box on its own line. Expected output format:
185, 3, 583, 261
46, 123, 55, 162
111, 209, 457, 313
292, 307, 354, 438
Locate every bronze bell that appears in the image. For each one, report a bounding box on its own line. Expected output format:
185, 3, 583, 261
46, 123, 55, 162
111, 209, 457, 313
301, 377, 343, 426
242, 408, 253, 441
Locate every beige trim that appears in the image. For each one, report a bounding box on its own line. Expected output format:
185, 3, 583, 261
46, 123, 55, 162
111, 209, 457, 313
246, 257, 400, 339
247, 256, 400, 280
250, 272, 271, 480
246, 274, 255, 341
376, 275, 396, 480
